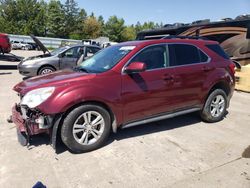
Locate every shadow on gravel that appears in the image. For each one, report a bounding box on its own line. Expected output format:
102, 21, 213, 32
0, 65, 17, 70
25, 113, 201, 154
27, 134, 51, 150
242, 146, 250, 158
22, 76, 31, 80
0, 72, 12, 75
112, 112, 201, 142
0, 53, 23, 62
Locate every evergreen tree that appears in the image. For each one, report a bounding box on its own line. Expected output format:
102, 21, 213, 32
0, 0, 47, 35
69, 8, 87, 39
98, 15, 105, 36
104, 16, 125, 42
64, 0, 79, 37
47, 0, 66, 38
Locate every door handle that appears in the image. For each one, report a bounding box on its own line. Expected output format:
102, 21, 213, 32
162, 75, 174, 81
202, 66, 213, 72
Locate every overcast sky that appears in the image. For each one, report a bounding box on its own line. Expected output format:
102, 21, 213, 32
75, 0, 250, 25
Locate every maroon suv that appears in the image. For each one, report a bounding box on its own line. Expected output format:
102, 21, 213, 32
11, 37, 235, 153
0, 33, 11, 54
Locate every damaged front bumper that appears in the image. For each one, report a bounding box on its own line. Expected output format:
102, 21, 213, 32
11, 103, 57, 147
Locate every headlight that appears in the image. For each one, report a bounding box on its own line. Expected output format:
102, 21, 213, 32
21, 87, 55, 108
22, 60, 36, 66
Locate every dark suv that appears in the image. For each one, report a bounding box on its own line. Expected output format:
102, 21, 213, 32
11, 37, 235, 153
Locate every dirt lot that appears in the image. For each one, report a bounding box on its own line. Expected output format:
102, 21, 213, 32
0, 50, 250, 188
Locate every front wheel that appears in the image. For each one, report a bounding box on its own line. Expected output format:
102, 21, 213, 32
38, 66, 55, 75
200, 89, 228, 123
61, 105, 111, 153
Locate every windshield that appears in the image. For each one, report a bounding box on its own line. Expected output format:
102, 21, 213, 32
51, 46, 69, 56
78, 45, 135, 73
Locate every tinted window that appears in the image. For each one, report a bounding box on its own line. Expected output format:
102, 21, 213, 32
130, 45, 168, 70
169, 44, 200, 66
206, 44, 230, 59
199, 50, 209, 62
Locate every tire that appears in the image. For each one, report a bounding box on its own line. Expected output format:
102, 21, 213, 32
38, 66, 55, 75
61, 105, 111, 153
200, 89, 228, 123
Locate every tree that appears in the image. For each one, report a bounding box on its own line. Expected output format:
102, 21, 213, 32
121, 26, 136, 41
0, 0, 162, 40
64, 0, 79, 37
135, 21, 142, 33
104, 16, 125, 42
82, 16, 101, 39
47, 0, 66, 38
69, 8, 87, 39
0, 0, 47, 36
98, 15, 105, 36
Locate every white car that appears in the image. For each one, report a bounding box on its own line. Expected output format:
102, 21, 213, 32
11, 41, 32, 50
102, 42, 118, 48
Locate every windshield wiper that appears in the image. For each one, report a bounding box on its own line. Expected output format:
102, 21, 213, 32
73, 67, 89, 73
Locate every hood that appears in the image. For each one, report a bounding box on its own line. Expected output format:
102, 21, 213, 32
13, 69, 96, 95
23, 53, 52, 62
30, 35, 50, 54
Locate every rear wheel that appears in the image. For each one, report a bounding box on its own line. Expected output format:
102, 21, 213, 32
38, 66, 55, 75
200, 89, 228, 123
61, 105, 111, 153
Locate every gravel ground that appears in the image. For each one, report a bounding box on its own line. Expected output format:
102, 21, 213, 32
0, 50, 250, 188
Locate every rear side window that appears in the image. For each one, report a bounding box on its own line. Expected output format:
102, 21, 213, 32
206, 44, 230, 59
199, 50, 209, 62
169, 44, 201, 66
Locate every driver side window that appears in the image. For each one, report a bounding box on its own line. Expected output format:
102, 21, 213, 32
63, 47, 80, 58
130, 45, 168, 70
63, 48, 74, 58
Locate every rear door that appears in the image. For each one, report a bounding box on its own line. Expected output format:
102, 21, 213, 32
121, 44, 179, 123
168, 43, 211, 109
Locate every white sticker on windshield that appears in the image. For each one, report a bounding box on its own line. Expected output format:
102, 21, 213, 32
119, 46, 136, 51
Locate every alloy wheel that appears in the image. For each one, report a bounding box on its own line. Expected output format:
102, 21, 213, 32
210, 95, 225, 118
41, 68, 53, 75
72, 111, 105, 145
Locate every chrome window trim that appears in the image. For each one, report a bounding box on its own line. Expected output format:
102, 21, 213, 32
121, 42, 211, 74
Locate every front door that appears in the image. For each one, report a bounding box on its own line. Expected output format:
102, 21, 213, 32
121, 44, 179, 124
60, 46, 84, 69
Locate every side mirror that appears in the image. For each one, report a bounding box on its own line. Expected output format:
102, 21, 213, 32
124, 62, 146, 74
58, 53, 63, 58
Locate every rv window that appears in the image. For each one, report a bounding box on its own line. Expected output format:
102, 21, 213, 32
247, 27, 250, 39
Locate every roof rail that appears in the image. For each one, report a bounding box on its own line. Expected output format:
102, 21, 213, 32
161, 35, 208, 40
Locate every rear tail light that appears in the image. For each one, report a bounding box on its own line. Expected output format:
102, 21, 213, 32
229, 62, 235, 75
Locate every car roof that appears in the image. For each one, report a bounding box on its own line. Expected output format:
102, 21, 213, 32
69, 44, 101, 49
0, 33, 8, 36
118, 38, 218, 48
